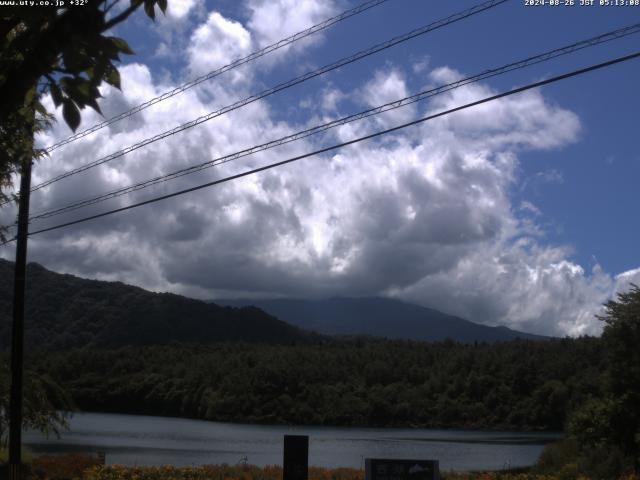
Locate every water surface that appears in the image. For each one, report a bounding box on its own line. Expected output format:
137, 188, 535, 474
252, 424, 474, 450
24, 412, 560, 471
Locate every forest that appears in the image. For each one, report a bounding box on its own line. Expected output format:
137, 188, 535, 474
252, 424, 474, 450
0, 260, 319, 350
19, 336, 605, 431
1, 261, 638, 476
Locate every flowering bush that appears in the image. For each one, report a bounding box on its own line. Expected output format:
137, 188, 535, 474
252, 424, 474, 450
30, 453, 103, 480
26, 460, 640, 480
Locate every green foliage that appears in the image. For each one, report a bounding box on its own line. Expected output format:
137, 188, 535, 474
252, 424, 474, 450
0, 0, 168, 208
0, 260, 318, 350
557, 283, 640, 475
567, 397, 618, 449
0, 445, 32, 464
534, 438, 580, 475
535, 438, 634, 480
600, 284, 640, 462
0, 357, 74, 448
28, 337, 605, 430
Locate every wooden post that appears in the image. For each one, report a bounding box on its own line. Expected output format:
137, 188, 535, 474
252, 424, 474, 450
8, 113, 34, 480
283, 435, 308, 480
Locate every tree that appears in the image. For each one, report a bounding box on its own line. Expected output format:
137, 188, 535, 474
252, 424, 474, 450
0, 360, 74, 449
0, 0, 170, 467
600, 283, 640, 471
565, 284, 640, 475
0, 0, 168, 204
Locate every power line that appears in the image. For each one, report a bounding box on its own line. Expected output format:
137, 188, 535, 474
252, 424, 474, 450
15, 51, 638, 240
26, 0, 508, 194
26, 22, 640, 223
43, 0, 390, 154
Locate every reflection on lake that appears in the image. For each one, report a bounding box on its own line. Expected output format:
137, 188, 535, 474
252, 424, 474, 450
24, 412, 560, 471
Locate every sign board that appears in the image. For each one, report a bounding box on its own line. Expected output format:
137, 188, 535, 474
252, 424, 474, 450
365, 459, 439, 480
283, 434, 309, 480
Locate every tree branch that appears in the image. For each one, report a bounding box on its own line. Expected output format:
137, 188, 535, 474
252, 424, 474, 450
103, 2, 140, 31
103, 0, 119, 14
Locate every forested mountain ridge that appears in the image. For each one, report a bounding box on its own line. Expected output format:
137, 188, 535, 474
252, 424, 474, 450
217, 297, 548, 343
0, 259, 319, 350
28, 337, 605, 431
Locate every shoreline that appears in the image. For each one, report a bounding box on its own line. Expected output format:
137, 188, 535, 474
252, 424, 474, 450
57, 409, 564, 435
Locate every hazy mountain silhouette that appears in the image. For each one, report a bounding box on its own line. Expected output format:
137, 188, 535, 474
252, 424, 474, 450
0, 259, 318, 350
216, 297, 549, 343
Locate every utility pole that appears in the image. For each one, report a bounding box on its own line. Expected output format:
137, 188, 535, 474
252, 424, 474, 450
8, 107, 34, 480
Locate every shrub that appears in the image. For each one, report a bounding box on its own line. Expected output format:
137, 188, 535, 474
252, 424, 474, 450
31, 453, 103, 480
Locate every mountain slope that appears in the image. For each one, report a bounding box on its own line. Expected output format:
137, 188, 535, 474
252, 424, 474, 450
0, 260, 317, 350
216, 297, 548, 342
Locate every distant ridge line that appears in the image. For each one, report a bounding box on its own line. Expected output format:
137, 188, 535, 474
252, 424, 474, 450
214, 296, 550, 343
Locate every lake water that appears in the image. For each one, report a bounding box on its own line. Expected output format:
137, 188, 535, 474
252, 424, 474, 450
24, 412, 560, 472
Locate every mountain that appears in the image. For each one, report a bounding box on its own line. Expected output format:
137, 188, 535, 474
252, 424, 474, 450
0, 259, 317, 350
216, 297, 549, 343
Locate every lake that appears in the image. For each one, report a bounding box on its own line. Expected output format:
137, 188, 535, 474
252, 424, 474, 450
24, 412, 560, 471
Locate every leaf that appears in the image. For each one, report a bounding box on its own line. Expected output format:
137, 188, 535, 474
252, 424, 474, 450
108, 36, 134, 55
59, 77, 87, 108
86, 90, 102, 115
34, 101, 48, 118
58, 76, 73, 93
63, 47, 92, 74
104, 65, 121, 90
97, 36, 121, 61
144, 0, 156, 20
86, 58, 107, 88
157, 0, 167, 14
50, 84, 63, 107
62, 99, 81, 132
24, 86, 37, 105
75, 78, 91, 99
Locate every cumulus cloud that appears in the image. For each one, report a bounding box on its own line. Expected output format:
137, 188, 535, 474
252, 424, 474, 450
166, 0, 203, 21
389, 240, 615, 336
246, 0, 337, 48
187, 11, 253, 77
426, 70, 581, 151
2, 1, 636, 338
359, 68, 415, 126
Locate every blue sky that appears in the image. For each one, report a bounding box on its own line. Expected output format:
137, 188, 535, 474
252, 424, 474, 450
125, 0, 640, 274
2, 0, 639, 336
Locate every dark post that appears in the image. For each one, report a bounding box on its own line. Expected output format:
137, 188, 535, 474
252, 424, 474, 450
283, 434, 308, 480
8, 141, 34, 479
365, 459, 440, 480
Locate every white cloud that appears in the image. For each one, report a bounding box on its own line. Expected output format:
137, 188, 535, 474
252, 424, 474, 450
246, 0, 337, 48
359, 68, 415, 126
520, 200, 542, 216
426, 79, 581, 152
2, 3, 635, 338
412, 56, 430, 74
614, 267, 640, 293
166, 0, 203, 21
187, 11, 253, 77
389, 240, 615, 336
321, 88, 346, 113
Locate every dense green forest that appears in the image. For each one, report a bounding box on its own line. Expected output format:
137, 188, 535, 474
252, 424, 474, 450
24, 336, 605, 431
1, 260, 637, 474
0, 260, 319, 349
0, 260, 544, 348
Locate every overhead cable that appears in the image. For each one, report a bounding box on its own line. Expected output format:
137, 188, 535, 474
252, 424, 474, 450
27, 0, 508, 194
26, 22, 640, 222
43, 0, 390, 154
11, 50, 637, 241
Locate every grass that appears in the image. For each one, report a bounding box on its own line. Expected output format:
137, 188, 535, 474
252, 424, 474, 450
1, 454, 638, 480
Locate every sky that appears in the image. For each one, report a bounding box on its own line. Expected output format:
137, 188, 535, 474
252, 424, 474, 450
2, 0, 639, 336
